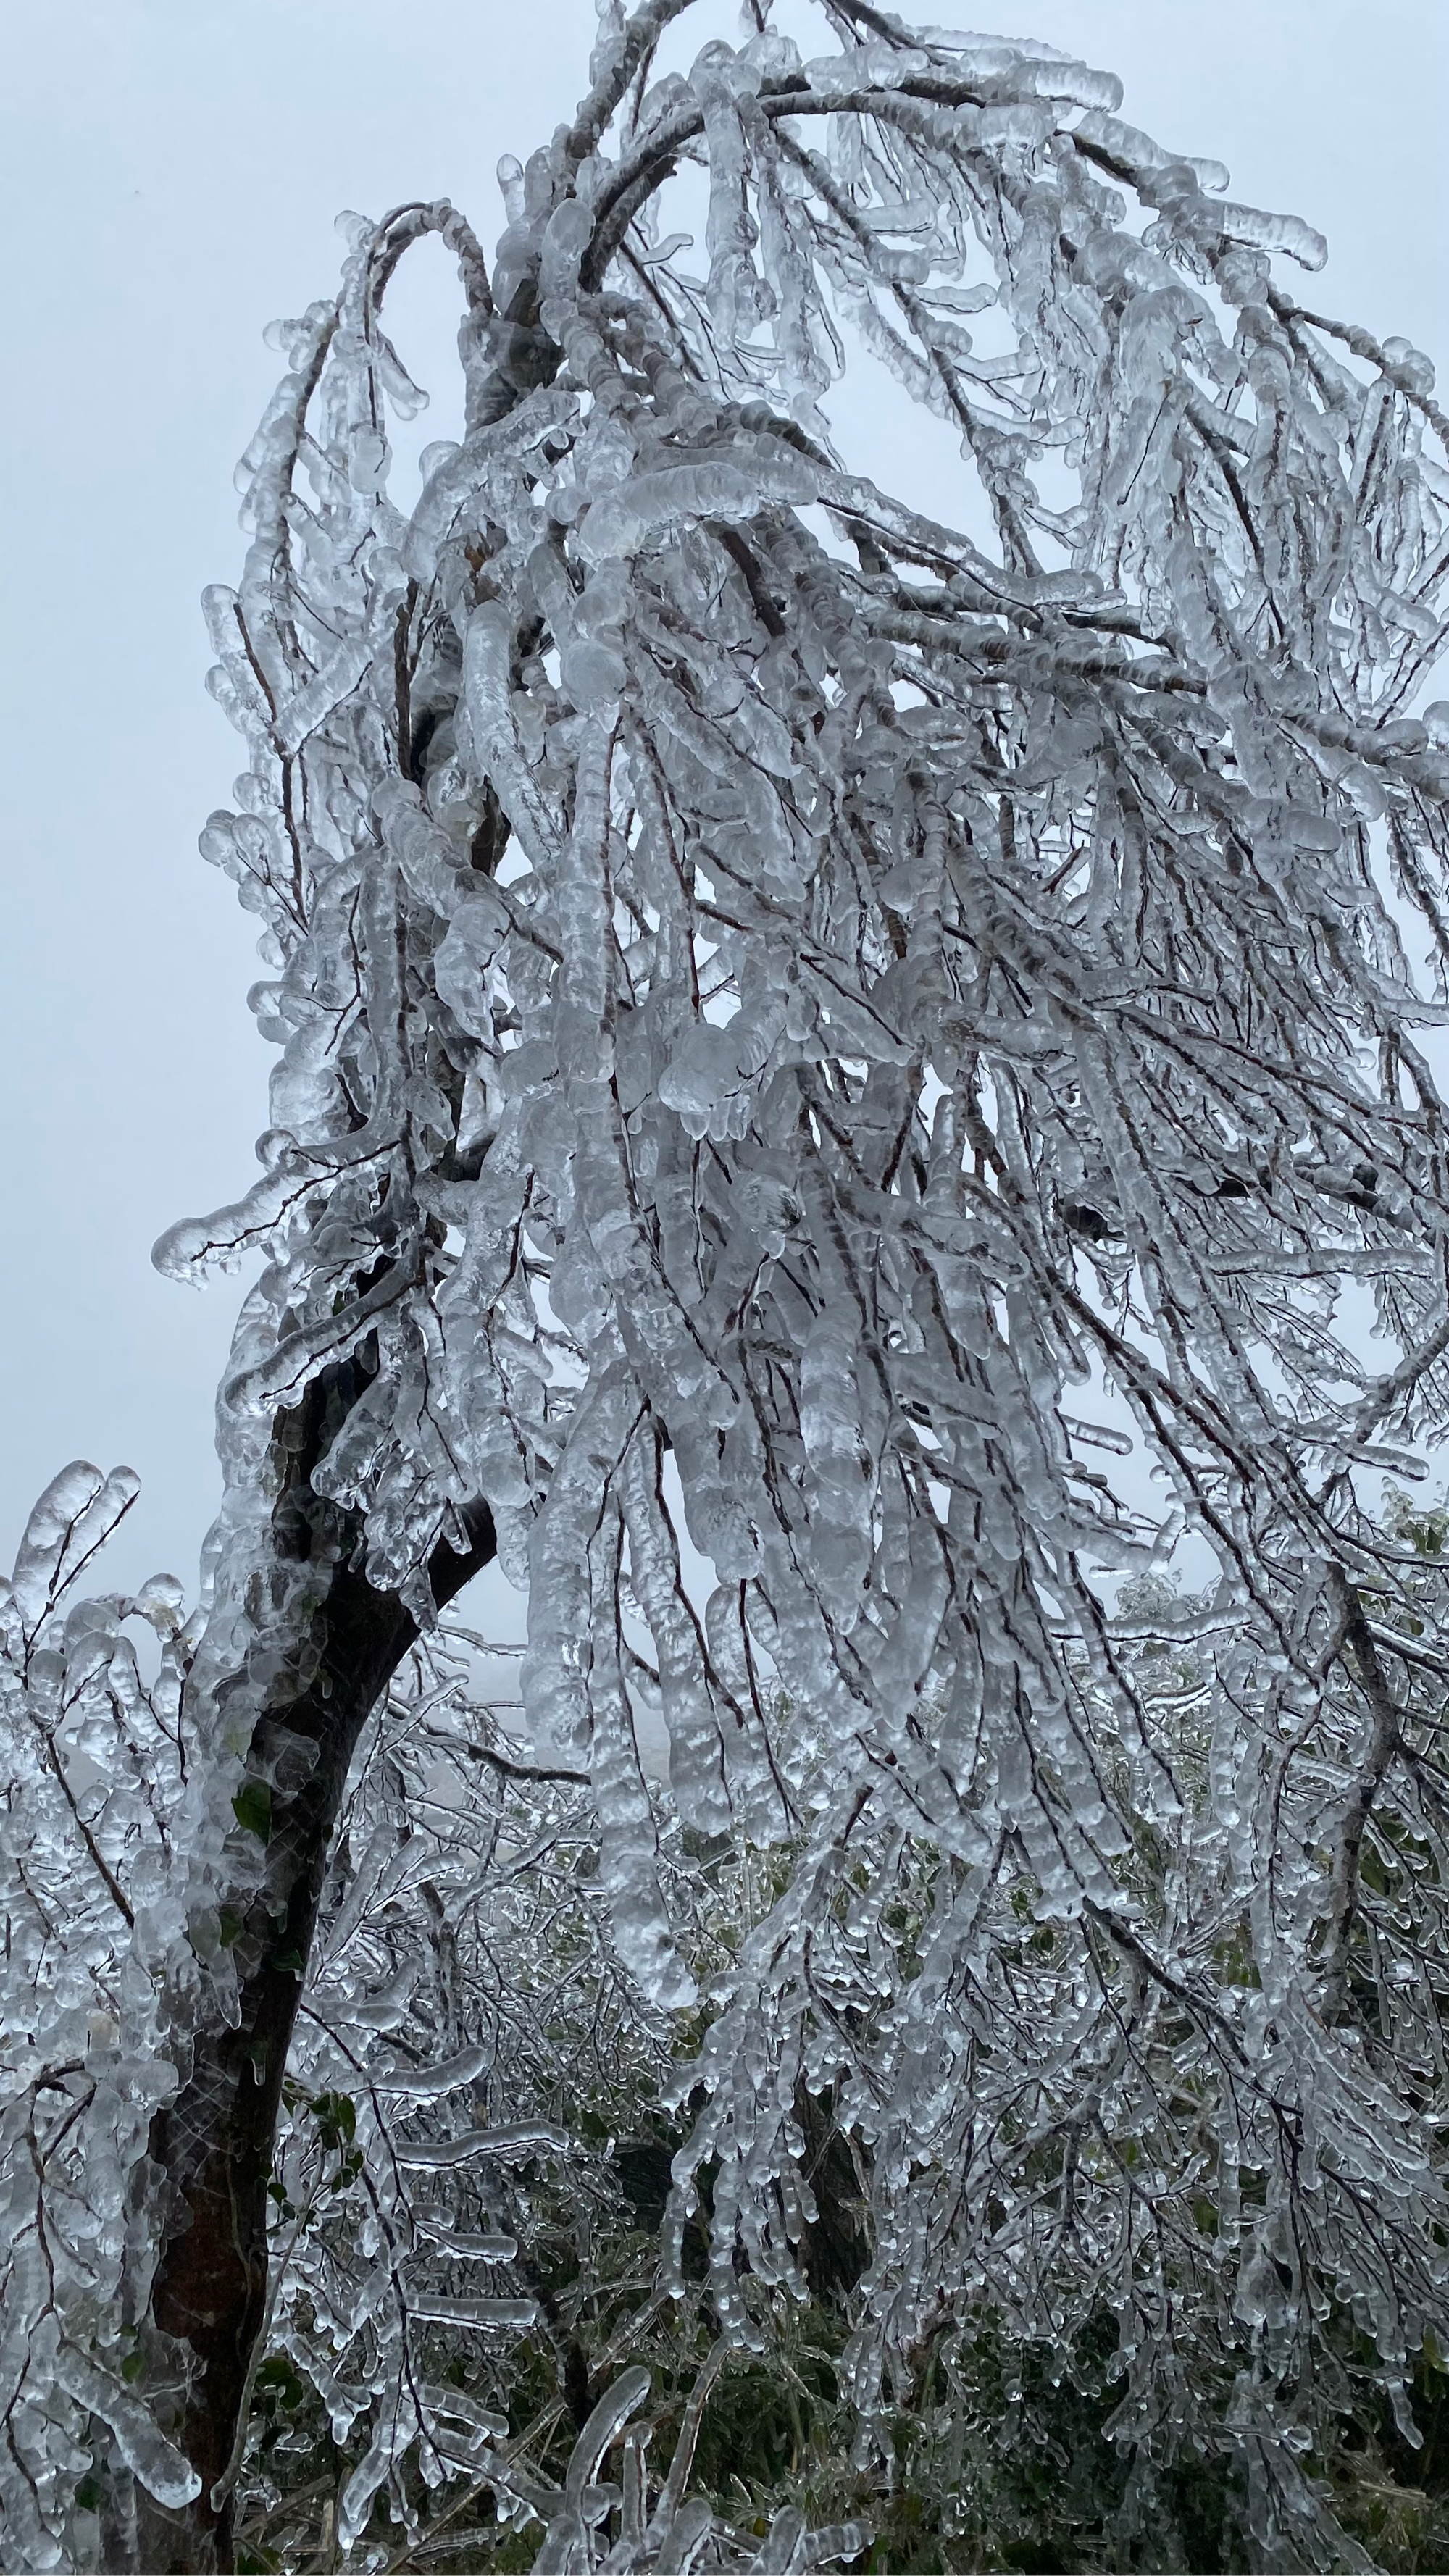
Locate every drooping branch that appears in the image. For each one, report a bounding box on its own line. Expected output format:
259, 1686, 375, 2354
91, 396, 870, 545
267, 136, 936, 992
1321, 1563, 1405, 2023
11, 3, 1449, 2566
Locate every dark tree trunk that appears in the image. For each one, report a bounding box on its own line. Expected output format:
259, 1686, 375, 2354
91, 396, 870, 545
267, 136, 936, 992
121, 1350, 495, 2574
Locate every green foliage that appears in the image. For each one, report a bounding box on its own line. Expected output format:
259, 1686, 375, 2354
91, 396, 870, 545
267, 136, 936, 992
232, 2020, 1449, 2575
306, 2089, 356, 2153
231, 1778, 272, 1841
227, 1533, 1449, 2575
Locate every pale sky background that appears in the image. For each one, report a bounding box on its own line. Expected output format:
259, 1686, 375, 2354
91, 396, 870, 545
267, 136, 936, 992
2, 0, 1447, 1601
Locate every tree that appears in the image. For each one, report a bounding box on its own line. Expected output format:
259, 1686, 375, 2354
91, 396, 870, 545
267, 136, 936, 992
7, 0, 1449, 2566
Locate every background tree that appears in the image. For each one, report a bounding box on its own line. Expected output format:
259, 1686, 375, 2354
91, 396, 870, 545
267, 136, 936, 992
7, 1, 1449, 2568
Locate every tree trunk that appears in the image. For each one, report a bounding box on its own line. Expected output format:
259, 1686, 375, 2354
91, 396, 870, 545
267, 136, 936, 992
120, 1350, 495, 2573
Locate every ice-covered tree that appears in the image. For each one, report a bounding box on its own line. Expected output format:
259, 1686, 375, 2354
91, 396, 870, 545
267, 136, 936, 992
8, 0, 1449, 2566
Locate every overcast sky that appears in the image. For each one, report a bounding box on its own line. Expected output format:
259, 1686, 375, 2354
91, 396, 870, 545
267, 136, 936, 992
2, 0, 1446, 1600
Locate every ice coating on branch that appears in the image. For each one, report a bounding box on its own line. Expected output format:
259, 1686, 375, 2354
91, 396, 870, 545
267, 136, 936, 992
0, 1470, 193, 2561
51, 2351, 201, 2512
145, 39, 1445, 2520
576, 450, 824, 564
1, 1530, 685, 2564
7, 1462, 141, 1633
10, 3, 1449, 2562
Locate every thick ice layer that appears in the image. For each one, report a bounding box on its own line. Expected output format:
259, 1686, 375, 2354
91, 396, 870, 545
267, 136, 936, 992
11, 7, 1449, 2563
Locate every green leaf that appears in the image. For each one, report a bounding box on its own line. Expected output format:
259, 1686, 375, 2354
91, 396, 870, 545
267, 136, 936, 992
255, 2354, 305, 2410
120, 2353, 145, 2385
309, 2088, 356, 2152
217, 1906, 244, 1948
272, 1946, 305, 1977
232, 1780, 272, 1842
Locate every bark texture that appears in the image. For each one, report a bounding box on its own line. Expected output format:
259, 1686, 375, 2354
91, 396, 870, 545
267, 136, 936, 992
125, 1350, 495, 2573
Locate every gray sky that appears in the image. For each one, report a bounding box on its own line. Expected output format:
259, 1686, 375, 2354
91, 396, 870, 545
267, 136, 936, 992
2, 0, 1445, 1600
